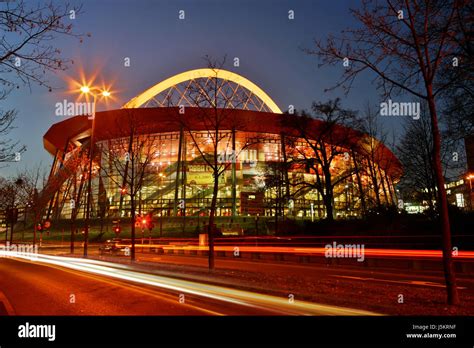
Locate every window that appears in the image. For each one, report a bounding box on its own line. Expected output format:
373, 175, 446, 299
455, 193, 465, 208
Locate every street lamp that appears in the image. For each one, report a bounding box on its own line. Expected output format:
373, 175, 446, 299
80, 86, 90, 94
80, 85, 111, 257
80, 86, 112, 120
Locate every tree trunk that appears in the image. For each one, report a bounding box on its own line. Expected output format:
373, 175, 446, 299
427, 85, 459, 305
70, 220, 75, 253
323, 169, 334, 221
274, 203, 278, 234
426, 186, 436, 217
130, 196, 136, 262
378, 167, 389, 205
174, 128, 183, 216
352, 150, 367, 216
280, 134, 291, 200
323, 193, 334, 221
9, 217, 13, 244
33, 214, 37, 246
207, 169, 218, 270
369, 161, 381, 209
384, 174, 395, 206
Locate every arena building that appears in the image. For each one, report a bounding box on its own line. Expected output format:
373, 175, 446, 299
42, 69, 402, 222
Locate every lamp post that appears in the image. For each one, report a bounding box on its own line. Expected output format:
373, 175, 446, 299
80, 85, 111, 257
158, 172, 164, 237
255, 213, 259, 236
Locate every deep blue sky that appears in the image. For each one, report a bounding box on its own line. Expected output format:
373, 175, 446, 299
2, 0, 402, 177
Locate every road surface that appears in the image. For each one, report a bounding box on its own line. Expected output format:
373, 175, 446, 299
0, 254, 377, 316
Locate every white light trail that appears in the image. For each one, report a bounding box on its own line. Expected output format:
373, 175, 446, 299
0, 250, 379, 316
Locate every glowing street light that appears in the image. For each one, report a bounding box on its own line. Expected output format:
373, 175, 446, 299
79, 85, 111, 119
80, 85, 90, 94
80, 85, 111, 97
79, 82, 112, 258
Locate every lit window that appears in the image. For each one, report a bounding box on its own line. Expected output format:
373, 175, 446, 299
455, 193, 465, 208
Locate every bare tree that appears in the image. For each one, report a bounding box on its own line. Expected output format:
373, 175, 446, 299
13, 166, 47, 206
172, 56, 252, 270
284, 99, 359, 221
357, 103, 395, 210
0, 179, 21, 243
263, 161, 288, 232
397, 104, 459, 214
398, 113, 438, 214
0, 165, 46, 242
0, 0, 82, 88
440, 1, 474, 143
307, 0, 465, 305
68, 153, 89, 253
14, 166, 47, 240
0, 1, 83, 164
99, 110, 159, 261
0, 90, 25, 164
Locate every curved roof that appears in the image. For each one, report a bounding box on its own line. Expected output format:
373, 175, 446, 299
43, 107, 402, 178
43, 115, 91, 155
122, 68, 283, 113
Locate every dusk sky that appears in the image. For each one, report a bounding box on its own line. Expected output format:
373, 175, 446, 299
2, 0, 472, 326
2, 0, 404, 177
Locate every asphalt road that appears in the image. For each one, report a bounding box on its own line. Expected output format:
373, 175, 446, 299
120, 252, 474, 291
0, 256, 377, 316
31, 245, 474, 298
0, 257, 220, 315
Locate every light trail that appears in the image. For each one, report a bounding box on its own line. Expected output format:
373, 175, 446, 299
332, 275, 468, 289
114, 243, 474, 259
0, 250, 379, 316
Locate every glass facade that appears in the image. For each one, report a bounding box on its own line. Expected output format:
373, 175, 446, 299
54, 129, 397, 220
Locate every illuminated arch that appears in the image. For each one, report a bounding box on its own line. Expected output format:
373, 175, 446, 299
122, 68, 282, 113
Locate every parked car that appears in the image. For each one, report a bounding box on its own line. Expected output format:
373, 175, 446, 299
99, 238, 129, 255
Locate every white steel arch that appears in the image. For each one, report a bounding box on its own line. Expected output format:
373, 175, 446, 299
122, 68, 282, 113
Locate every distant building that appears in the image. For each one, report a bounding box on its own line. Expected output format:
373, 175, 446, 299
446, 178, 472, 210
